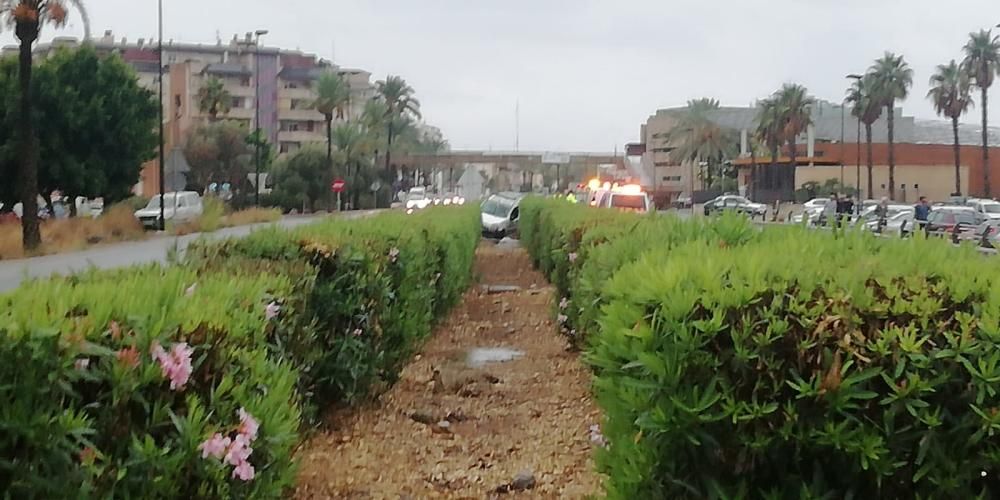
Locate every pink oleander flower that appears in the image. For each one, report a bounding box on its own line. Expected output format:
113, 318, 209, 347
232, 460, 255, 481
116, 347, 140, 369
238, 408, 259, 442
199, 433, 231, 460
74, 358, 90, 371
559, 297, 569, 310
265, 301, 281, 320
557, 314, 568, 324
185, 283, 197, 297
225, 434, 253, 466
388, 247, 400, 263
568, 252, 578, 263
589, 424, 608, 448
151, 342, 194, 391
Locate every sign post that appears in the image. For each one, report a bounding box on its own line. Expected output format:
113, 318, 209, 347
331, 179, 346, 211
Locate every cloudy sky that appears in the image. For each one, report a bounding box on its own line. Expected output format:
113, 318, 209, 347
1, 0, 998, 152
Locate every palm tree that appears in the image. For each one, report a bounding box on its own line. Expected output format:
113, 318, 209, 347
775, 84, 814, 171
928, 60, 974, 196
375, 75, 421, 173
754, 97, 784, 197
667, 101, 737, 190
869, 52, 913, 201
331, 122, 372, 209
963, 30, 1000, 197
0, 0, 88, 251
846, 75, 884, 198
196, 77, 232, 121
311, 71, 351, 164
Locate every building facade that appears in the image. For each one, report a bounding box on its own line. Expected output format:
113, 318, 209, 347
4, 31, 376, 197
634, 101, 1000, 202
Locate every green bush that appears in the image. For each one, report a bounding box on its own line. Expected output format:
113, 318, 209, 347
1, 206, 480, 497
522, 199, 1000, 498
0, 267, 301, 498
187, 206, 480, 410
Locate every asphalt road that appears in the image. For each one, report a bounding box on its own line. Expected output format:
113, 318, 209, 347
0, 211, 379, 293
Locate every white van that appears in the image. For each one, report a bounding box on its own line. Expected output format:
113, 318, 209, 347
134, 191, 203, 229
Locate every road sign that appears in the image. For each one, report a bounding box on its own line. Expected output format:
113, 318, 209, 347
331, 179, 346, 193
541, 152, 571, 164
369, 180, 382, 192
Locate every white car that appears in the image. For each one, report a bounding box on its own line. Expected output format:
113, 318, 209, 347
405, 187, 432, 213
596, 190, 653, 213
134, 191, 203, 229
481, 193, 522, 238
967, 198, 1000, 221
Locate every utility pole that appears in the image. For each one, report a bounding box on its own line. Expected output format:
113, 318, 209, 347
253, 29, 269, 206
157, 0, 165, 231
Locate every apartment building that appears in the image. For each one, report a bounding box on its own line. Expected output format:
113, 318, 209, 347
5, 31, 376, 196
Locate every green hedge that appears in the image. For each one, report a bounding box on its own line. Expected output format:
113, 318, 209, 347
0, 207, 479, 498
522, 199, 1000, 498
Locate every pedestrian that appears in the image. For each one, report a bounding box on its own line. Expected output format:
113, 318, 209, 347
824, 194, 839, 226
565, 190, 577, 204
914, 196, 930, 222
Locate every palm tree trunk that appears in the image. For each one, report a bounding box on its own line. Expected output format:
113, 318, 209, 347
865, 123, 874, 198
788, 138, 798, 170
749, 147, 758, 200
887, 100, 896, 200
952, 116, 962, 196
16, 28, 40, 250
982, 87, 991, 197
384, 123, 393, 172
325, 115, 333, 165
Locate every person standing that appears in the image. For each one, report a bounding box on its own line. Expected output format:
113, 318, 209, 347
914, 196, 931, 232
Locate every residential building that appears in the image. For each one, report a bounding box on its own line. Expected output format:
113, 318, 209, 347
4, 31, 375, 196
634, 101, 1000, 202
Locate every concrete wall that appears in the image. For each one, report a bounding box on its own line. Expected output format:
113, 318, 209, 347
795, 164, 969, 202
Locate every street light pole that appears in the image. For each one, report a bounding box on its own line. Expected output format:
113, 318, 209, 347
840, 103, 845, 186
847, 74, 864, 202
157, 0, 165, 231
253, 29, 269, 207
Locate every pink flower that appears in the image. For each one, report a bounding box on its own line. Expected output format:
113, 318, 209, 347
388, 247, 400, 263
568, 252, 578, 263
225, 434, 253, 466
151, 342, 194, 391
74, 358, 90, 371
589, 424, 608, 448
116, 347, 140, 369
559, 297, 569, 310
232, 460, 255, 481
185, 283, 197, 297
557, 314, 568, 324
238, 408, 259, 442
265, 302, 280, 320
199, 433, 231, 460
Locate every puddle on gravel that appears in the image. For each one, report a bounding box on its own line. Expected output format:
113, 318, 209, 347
466, 347, 524, 368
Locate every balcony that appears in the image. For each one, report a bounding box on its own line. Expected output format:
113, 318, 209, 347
278, 130, 325, 144
279, 108, 323, 121
278, 87, 316, 100
224, 107, 254, 120
223, 83, 255, 98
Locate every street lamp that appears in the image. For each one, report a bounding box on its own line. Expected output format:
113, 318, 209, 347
253, 29, 269, 207
847, 74, 864, 202
157, 0, 165, 230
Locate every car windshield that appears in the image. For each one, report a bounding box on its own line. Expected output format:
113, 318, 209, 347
481, 197, 514, 217
610, 194, 646, 210
145, 194, 177, 209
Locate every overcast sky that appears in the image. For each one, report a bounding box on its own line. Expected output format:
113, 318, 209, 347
2, 0, 999, 152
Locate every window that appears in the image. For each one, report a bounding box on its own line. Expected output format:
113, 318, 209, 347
662, 175, 681, 182
231, 97, 244, 109
279, 142, 301, 154
240, 77, 251, 87
654, 161, 678, 167
306, 121, 315, 132
281, 121, 300, 132
289, 99, 307, 110
284, 81, 299, 89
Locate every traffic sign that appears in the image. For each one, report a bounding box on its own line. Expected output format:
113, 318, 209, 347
331, 179, 346, 193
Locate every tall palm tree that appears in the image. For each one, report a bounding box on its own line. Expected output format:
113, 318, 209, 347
846, 75, 884, 198
0, 0, 88, 251
311, 71, 351, 164
775, 84, 814, 171
754, 97, 784, 197
196, 77, 231, 121
375, 75, 421, 173
963, 30, 1000, 197
869, 52, 913, 201
667, 101, 737, 190
928, 60, 974, 196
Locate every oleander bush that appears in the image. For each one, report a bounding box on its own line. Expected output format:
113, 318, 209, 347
1, 206, 479, 497
522, 199, 1000, 498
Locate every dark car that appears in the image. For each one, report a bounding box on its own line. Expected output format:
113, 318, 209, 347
703, 195, 767, 219
924, 206, 979, 238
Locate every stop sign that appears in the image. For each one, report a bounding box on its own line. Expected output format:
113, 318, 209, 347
331, 179, 346, 193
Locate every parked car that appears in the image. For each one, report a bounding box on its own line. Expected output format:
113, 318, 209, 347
134, 191, 203, 229
704, 195, 767, 218
404, 186, 432, 213
960, 220, 1000, 247
863, 208, 915, 236
792, 198, 829, 225
481, 193, 523, 238
966, 198, 1000, 221
924, 206, 979, 237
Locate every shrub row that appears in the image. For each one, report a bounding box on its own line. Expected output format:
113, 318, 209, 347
521, 199, 1000, 498
0, 207, 479, 498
